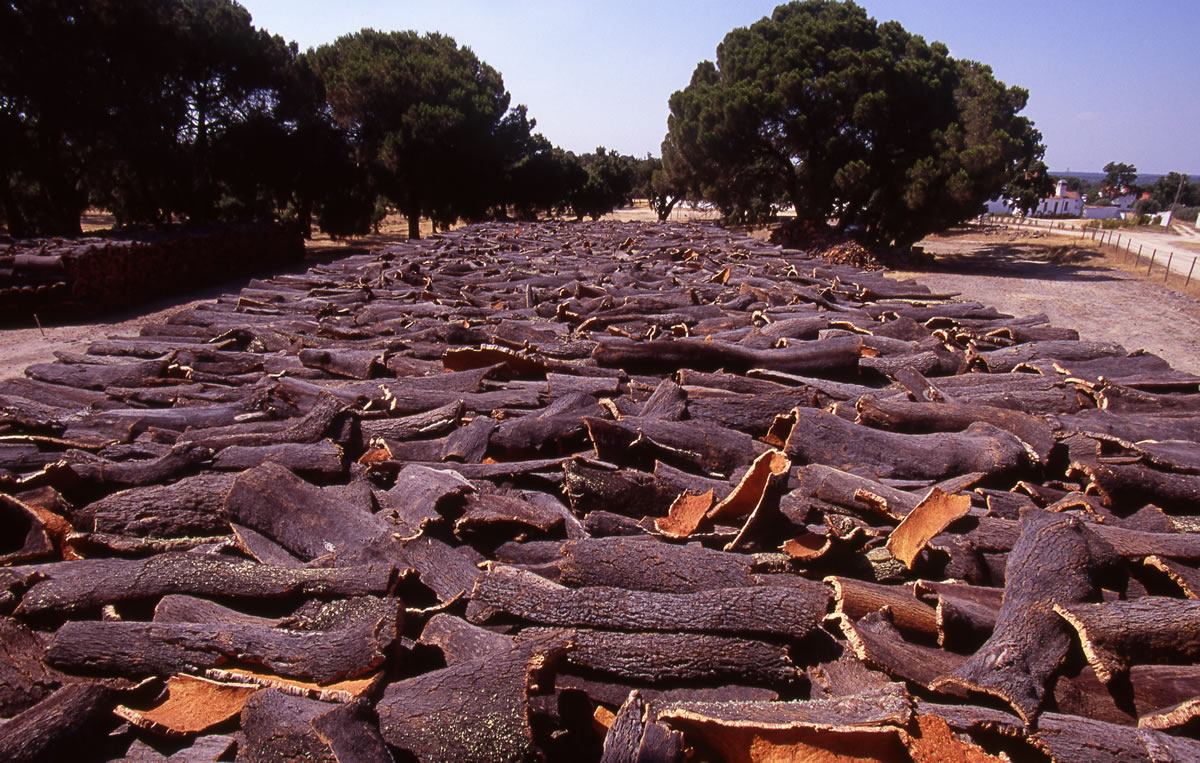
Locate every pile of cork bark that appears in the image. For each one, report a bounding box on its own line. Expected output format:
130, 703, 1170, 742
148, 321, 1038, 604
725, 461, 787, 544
0, 225, 302, 319
0, 220, 1198, 762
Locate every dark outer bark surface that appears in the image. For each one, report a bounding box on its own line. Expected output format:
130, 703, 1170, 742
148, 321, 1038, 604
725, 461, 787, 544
469, 565, 827, 637
933, 510, 1117, 725
14, 554, 395, 618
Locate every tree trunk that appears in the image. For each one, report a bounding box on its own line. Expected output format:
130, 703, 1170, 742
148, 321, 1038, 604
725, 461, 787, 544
407, 207, 420, 239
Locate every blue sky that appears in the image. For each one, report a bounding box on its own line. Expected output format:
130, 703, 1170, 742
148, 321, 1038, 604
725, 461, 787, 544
239, 0, 1199, 175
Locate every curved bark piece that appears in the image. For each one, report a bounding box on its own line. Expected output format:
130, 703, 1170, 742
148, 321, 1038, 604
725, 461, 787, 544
46, 613, 395, 684
838, 608, 967, 691
520, 628, 798, 686
592, 335, 862, 377
826, 577, 939, 639
1143, 555, 1200, 598
1069, 459, 1200, 515
238, 690, 392, 763
585, 416, 763, 478
648, 684, 912, 763
418, 613, 515, 665
115, 674, 259, 738
222, 462, 394, 564
455, 493, 565, 538
1054, 598, 1200, 684
915, 581, 1003, 651
204, 665, 382, 704
376, 634, 568, 763
931, 510, 1117, 726
359, 399, 464, 442
798, 464, 920, 520
469, 566, 827, 638
974, 340, 1127, 373
1033, 712, 1200, 763
1139, 695, 1200, 733
0, 617, 62, 717
785, 408, 1027, 481
377, 464, 473, 537
182, 392, 346, 450
886, 488, 972, 568
555, 538, 760, 593
856, 396, 1057, 465
599, 690, 686, 763
79, 471, 236, 539
0, 682, 117, 763
653, 490, 713, 539
561, 459, 683, 519
1052, 664, 1200, 727
212, 440, 344, 479
14, 554, 396, 619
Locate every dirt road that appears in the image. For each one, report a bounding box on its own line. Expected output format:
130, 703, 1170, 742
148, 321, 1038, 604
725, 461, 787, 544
892, 228, 1200, 374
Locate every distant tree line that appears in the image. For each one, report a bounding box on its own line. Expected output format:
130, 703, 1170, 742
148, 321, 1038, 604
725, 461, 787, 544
653, 0, 1051, 247
0, 1, 646, 238
1056, 163, 1199, 216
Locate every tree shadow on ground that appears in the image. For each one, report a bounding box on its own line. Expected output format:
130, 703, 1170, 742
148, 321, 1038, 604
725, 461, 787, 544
921, 241, 1124, 284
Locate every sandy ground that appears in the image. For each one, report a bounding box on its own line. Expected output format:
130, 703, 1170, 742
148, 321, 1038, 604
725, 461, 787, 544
4, 213, 1200, 380
890, 228, 1200, 374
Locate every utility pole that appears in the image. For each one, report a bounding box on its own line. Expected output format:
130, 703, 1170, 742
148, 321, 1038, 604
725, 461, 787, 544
1169, 173, 1187, 228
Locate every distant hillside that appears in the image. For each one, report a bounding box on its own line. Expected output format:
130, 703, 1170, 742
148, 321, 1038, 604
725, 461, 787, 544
1051, 170, 1167, 185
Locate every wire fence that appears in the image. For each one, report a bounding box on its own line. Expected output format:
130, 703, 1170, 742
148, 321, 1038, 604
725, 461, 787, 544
976, 214, 1200, 288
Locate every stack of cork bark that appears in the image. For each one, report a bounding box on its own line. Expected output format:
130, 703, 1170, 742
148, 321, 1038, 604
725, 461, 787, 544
0, 220, 1197, 762
0, 225, 302, 319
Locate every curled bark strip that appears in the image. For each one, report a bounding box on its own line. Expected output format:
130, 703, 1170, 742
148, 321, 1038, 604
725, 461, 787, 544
114, 674, 259, 738
1054, 598, 1200, 685
708, 449, 791, 523
886, 487, 972, 568
469, 565, 827, 638
376, 634, 568, 763
648, 685, 912, 763
1143, 555, 1200, 598
931, 510, 1118, 726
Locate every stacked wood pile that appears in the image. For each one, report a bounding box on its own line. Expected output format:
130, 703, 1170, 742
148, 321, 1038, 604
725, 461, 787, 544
0, 225, 302, 319
1, 220, 1199, 761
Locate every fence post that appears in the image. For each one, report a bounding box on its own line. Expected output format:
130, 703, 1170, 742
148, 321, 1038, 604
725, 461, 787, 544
1136, 244, 1143, 266
1188, 257, 1197, 287
1148, 250, 1156, 275
1165, 252, 1174, 282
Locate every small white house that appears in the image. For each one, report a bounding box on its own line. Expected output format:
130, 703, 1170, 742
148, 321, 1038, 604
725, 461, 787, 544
1033, 180, 1084, 217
